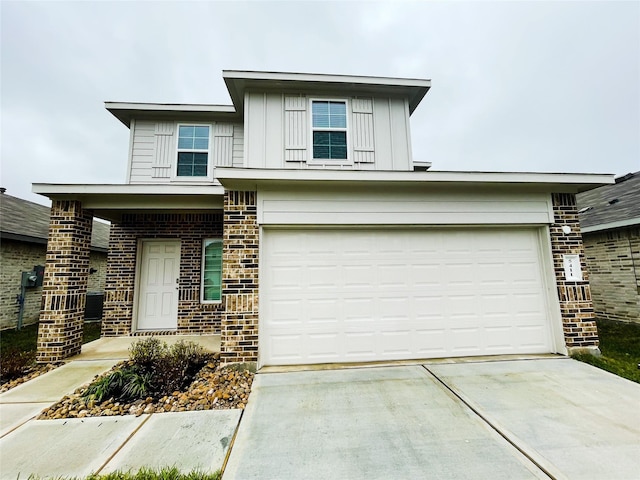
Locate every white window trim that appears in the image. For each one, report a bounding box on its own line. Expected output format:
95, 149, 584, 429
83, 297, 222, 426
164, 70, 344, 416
308, 98, 352, 165
172, 122, 214, 182
201, 238, 223, 304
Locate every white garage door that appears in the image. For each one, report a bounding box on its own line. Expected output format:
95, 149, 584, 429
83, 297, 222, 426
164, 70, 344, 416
261, 228, 553, 366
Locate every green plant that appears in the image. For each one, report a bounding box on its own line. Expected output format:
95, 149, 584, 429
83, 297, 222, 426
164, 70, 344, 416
82, 338, 213, 403
129, 337, 167, 369
83, 367, 153, 403
27, 466, 221, 480
149, 340, 211, 395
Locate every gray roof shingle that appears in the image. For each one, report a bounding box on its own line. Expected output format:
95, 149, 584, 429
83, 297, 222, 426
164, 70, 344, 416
576, 171, 640, 231
0, 192, 110, 250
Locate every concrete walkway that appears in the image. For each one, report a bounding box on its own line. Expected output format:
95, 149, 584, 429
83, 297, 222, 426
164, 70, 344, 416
224, 357, 640, 480
3, 340, 639, 480
0, 335, 239, 479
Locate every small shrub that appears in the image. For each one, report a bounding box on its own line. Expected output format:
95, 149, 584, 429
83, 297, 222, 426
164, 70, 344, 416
82, 338, 213, 403
129, 337, 167, 369
83, 367, 153, 403
0, 349, 36, 382
150, 340, 211, 395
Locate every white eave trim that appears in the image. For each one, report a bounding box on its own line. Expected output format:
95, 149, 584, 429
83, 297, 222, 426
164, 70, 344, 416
105, 103, 239, 127
215, 168, 615, 192
32, 184, 225, 222
223, 70, 431, 115
222, 70, 432, 89
105, 102, 236, 113
33, 183, 225, 197
581, 217, 640, 233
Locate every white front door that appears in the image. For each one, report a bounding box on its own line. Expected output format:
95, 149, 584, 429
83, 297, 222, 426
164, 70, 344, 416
137, 240, 180, 331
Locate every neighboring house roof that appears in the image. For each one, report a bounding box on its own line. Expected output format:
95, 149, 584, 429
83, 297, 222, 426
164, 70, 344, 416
0, 191, 110, 251
577, 171, 640, 233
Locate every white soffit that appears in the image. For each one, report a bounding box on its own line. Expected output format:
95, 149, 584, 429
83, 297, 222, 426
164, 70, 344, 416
105, 102, 239, 127
215, 168, 615, 193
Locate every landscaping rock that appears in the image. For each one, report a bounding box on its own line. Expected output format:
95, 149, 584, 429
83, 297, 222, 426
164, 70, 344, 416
36, 360, 255, 420
0, 362, 62, 393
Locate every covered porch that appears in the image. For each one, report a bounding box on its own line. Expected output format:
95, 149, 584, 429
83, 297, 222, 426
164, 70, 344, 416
31, 184, 258, 365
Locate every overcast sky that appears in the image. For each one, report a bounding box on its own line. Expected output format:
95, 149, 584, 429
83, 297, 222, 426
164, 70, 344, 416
1, 1, 638, 206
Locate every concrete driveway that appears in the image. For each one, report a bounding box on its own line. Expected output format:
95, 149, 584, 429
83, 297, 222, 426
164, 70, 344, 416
223, 357, 640, 480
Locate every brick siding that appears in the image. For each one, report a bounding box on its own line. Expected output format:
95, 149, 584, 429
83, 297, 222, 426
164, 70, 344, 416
102, 212, 223, 336
0, 241, 45, 329
221, 191, 259, 364
0, 240, 106, 330
37, 200, 93, 363
583, 227, 640, 323
550, 193, 599, 352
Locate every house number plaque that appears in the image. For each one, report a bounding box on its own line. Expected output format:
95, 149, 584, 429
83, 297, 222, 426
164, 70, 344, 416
563, 254, 583, 281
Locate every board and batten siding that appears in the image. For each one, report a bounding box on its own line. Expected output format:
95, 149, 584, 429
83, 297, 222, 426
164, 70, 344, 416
245, 92, 413, 171
257, 186, 555, 226
128, 120, 244, 183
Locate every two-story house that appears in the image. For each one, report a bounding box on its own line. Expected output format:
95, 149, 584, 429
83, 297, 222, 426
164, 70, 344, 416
33, 70, 613, 368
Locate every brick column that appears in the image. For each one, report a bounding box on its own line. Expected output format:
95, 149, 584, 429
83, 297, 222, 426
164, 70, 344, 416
221, 191, 259, 364
37, 200, 93, 363
550, 193, 599, 355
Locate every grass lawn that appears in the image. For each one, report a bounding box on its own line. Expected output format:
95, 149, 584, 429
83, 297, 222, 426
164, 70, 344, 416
572, 318, 640, 384
1, 321, 101, 353
29, 466, 220, 480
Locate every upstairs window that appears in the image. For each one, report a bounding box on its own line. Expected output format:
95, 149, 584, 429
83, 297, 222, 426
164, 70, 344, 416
202, 239, 222, 302
177, 125, 210, 177
312, 101, 347, 160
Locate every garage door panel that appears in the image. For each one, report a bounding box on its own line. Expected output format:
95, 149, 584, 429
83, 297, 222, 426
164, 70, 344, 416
344, 332, 375, 358
262, 228, 553, 366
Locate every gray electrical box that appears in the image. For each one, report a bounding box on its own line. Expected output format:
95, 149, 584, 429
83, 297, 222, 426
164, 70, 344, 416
21, 271, 38, 288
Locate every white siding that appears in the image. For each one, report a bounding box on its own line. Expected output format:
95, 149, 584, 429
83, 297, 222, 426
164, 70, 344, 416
244, 92, 413, 171
127, 120, 243, 183
372, 98, 411, 170
258, 186, 554, 226
129, 121, 162, 184
232, 123, 244, 167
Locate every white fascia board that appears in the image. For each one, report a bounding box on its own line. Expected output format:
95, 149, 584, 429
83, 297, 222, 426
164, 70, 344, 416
105, 102, 236, 113
33, 183, 224, 197
105, 102, 238, 127
581, 217, 640, 233
222, 70, 432, 89
223, 70, 431, 114
32, 183, 225, 222
215, 168, 615, 192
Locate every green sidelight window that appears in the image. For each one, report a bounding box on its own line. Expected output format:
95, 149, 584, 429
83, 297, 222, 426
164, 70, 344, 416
202, 239, 222, 302
177, 125, 210, 177
312, 100, 348, 160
